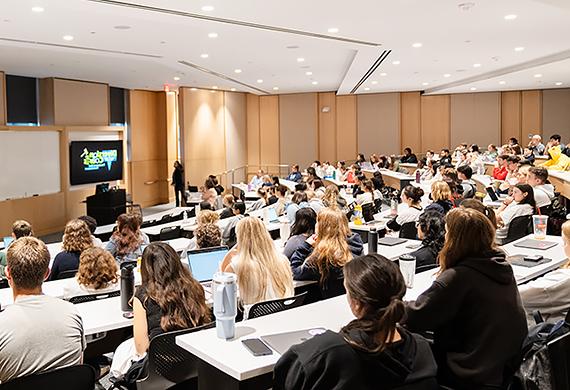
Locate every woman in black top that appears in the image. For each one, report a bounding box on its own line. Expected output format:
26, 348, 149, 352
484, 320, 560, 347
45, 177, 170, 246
274, 254, 438, 390
410, 211, 445, 270
49, 219, 93, 280
405, 208, 527, 389
172, 161, 185, 207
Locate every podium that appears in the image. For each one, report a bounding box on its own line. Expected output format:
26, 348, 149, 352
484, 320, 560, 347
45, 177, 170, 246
86, 189, 127, 225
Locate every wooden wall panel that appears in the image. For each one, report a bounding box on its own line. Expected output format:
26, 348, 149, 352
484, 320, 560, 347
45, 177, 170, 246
53, 79, 109, 126
521, 90, 542, 139
501, 91, 521, 145
336, 95, 357, 162
400, 92, 421, 153
421, 95, 450, 151
451, 92, 501, 148
318, 92, 337, 162
224, 92, 247, 185
180, 88, 226, 187
166, 92, 178, 201
0, 72, 5, 125
279, 93, 317, 169
357, 93, 400, 156
0, 193, 66, 237
543, 89, 570, 142
246, 94, 261, 170
39, 78, 55, 126
259, 95, 280, 168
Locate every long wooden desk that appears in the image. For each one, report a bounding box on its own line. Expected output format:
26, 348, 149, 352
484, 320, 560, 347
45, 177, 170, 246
94, 206, 193, 236
363, 169, 414, 190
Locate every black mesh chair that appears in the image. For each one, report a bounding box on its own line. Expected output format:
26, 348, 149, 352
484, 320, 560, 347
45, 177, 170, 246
548, 330, 570, 390
503, 215, 532, 245
0, 278, 9, 289
54, 269, 78, 280
399, 221, 417, 239
539, 205, 553, 216
415, 264, 438, 273
248, 292, 308, 320
68, 290, 120, 304
136, 322, 215, 390
0, 364, 95, 390
159, 226, 181, 241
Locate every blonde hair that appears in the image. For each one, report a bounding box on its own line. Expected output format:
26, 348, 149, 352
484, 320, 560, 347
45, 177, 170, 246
197, 210, 219, 226
234, 217, 294, 305
562, 221, 570, 268
430, 181, 452, 202
62, 219, 94, 253
322, 185, 340, 209
310, 209, 352, 285
77, 247, 118, 290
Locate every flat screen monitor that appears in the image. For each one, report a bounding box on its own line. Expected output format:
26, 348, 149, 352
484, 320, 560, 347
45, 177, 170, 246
69, 140, 123, 185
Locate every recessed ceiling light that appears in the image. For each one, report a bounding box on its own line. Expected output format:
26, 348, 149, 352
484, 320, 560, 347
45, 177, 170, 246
422, 82, 429, 86
473, 63, 481, 68
443, 73, 451, 78
212, 86, 218, 89
62, 35, 74, 41
412, 42, 423, 48
297, 57, 305, 62
514, 46, 525, 52
286, 45, 299, 49
312, 81, 318, 85
273, 87, 279, 91
392, 60, 400, 65
114, 25, 131, 30
190, 88, 197, 91
31, 6, 44, 12
364, 87, 370, 91
230, 88, 236, 91
201, 5, 214, 11
173, 76, 180, 81
371, 80, 378, 85
234, 69, 242, 74
257, 79, 263, 83
208, 32, 218, 38
504, 14, 517, 20
534, 73, 542, 78
200, 53, 209, 58
555, 82, 563, 86
380, 72, 387, 76
305, 71, 313, 76
327, 27, 339, 33
499, 81, 506, 85
470, 87, 477, 91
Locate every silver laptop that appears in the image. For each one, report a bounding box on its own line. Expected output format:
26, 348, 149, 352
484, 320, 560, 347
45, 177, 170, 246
513, 239, 557, 250
261, 328, 327, 354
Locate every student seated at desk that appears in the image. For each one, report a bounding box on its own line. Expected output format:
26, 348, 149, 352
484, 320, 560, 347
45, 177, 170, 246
247, 188, 269, 212
405, 208, 527, 390
274, 254, 438, 390
519, 220, 570, 324
221, 202, 246, 247
286, 191, 310, 224
221, 217, 294, 319
526, 166, 555, 209
400, 147, 418, 164
195, 223, 222, 249
322, 185, 347, 210
187, 210, 220, 251
460, 199, 497, 228
409, 211, 445, 270
307, 190, 325, 214
207, 174, 224, 195
415, 159, 432, 182
0, 237, 85, 384
78, 215, 104, 248
498, 155, 521, 193
310, 179, 326, 198
0, 220, 33, 278
423, 181, 453, 216
49, 219, 94, 281
62, 247, 119, 299
492, 154, 509, 180
495, 184, 535, 244
284, 208, 317, 260
290, 209, 363, 298
274, 185, 289, 216
456, 165, 476, 199
249, 169, 265, 188
106, 213, 150, 263
219, 194, 235, 219
110, 243, 211, 378
261, 174, 273, 187
286, 164, 303, 183
201, 178, 219, 207
387, 185, 424, 232
355, 179, 382, 206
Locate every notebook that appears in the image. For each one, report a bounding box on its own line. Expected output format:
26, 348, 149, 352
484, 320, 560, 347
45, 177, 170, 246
508, 255, 552, 268
378, 237, 407, 246
513, 239, 557, 250
261, 328, 327, 354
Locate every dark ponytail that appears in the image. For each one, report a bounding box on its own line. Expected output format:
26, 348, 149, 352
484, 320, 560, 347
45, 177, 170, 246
403, 185, 424, 204
340, 254, 406, 353
460, 198, 497, 228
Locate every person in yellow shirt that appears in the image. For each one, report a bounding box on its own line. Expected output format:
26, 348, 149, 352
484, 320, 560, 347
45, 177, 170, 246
541, 145, 570, 171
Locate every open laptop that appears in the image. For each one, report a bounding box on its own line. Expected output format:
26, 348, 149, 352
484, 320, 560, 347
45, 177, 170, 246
182, 246, 229, 289
3, 236, 13, 249
261, 328, 327, 354
378, 237, 407, 246
264, 207, 279, 224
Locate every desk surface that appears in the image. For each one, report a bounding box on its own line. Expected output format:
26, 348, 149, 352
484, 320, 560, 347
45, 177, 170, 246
94, 206, 193, 235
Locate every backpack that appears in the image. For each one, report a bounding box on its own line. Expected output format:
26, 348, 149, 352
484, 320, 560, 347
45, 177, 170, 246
512, 311, 570, 390
547, 193, 566, 236
108, 356, 149, 390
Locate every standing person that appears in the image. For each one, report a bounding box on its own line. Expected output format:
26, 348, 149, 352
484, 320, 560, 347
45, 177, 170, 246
172, 161, 185, 207
49, 219, 94, 281
405, 208, 527, 389
0, 237, 85, 383
274, 254, 438, 390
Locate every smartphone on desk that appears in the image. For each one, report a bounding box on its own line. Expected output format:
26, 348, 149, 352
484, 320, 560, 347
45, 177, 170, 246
524, 254, 543, 262
242, 338, 273, 356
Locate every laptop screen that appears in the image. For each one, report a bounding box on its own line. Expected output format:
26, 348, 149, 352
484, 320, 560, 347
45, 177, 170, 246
3, 236, 14, 248
265, 207, 279, 223
187, 247, 229, 282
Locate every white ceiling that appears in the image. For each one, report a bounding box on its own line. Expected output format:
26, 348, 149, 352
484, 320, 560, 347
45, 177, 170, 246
0, 0, 569, 95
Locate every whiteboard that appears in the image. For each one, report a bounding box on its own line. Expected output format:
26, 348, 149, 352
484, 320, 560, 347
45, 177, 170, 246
0, 131, 61, 200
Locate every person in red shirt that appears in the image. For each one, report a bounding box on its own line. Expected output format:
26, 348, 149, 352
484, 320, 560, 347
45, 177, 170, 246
492, 154, 509, 180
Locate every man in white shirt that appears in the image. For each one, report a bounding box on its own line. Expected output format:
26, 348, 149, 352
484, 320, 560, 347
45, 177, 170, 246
457, 165, 476, 199
249, 170, 265, 189
528, 134, 545, 156
0, 237, 85, 384
526, 166, 555, 209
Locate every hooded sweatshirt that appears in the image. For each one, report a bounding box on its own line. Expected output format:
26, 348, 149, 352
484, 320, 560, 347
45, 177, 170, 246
273, 327, 438, 390
405, 250, 527, 389
533, 183, 555, 208
542, 145, 570, 171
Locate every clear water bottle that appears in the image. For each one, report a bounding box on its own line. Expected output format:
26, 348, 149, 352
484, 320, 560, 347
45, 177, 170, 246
390, 198, 398, 216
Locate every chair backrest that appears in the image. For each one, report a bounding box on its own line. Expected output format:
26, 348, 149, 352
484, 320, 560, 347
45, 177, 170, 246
548, 331, 570, 390
68, 290, 120, 304
248, 292, 308, 320
159, 226, 181, 241
415, 263, 438, 273
539, 205, 553, 216
54, 269, 78, 280
0, 364, 95, 390
399, 221, 418, 239
504, 215, 532, 244
140, 322, 215, 389
0, 278, 9, 289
